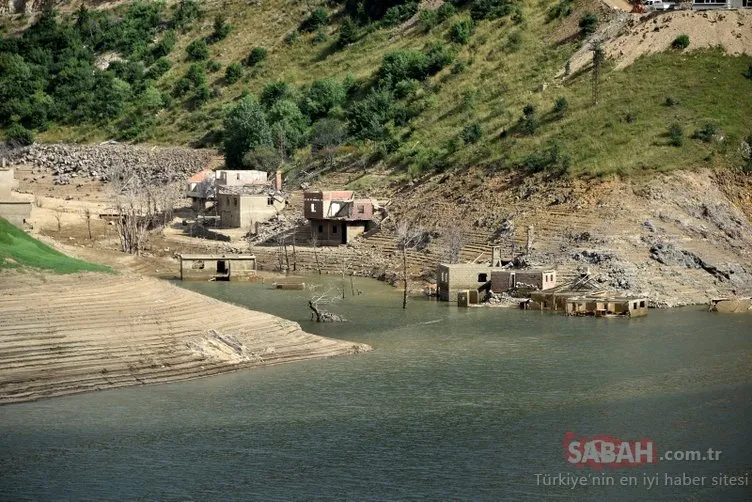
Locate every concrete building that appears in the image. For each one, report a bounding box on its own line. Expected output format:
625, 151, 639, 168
0, 165, 32, 227
564, 296, 648, 317
216, 188, 286, 229
490, 269, 557, 293
177, 254, 257, 281
214, 170, 269, 188
436, 263, 506, 302
303, 190, 375, 245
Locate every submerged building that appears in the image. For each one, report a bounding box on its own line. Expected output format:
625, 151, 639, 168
303, 190, 376, 245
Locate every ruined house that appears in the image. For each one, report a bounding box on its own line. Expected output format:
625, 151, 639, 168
436, 263, 507, 302
215, 169, 271, 188
217, 187, 287, 229
528, 291, 648, 317
303, 190, 375, 245
491, 270, 557, 293
177, 254, 257, 281
185, 169, 215, 211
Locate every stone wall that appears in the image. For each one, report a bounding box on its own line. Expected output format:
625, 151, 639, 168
5, 143, 214, 184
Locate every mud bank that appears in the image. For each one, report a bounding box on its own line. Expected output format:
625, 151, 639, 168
0, 271, 370, 405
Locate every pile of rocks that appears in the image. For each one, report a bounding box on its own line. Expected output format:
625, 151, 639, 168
6, 143, 214, 184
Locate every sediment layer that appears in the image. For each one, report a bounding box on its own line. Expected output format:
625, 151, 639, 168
0, 272, 370, 405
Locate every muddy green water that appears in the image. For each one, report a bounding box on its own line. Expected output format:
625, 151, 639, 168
1, 276, 751, 501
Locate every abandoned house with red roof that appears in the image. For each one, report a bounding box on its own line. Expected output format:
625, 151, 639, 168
303, 190, 376, 245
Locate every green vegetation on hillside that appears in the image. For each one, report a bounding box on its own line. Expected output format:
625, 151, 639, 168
0, 218, 112, 273
0, 0, 750, 178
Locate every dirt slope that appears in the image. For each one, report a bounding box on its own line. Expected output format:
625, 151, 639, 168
0, 272, 370, 405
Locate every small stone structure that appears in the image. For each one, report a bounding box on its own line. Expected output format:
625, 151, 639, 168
303, 190, 375, 245
177, 254, 257, 281
436, 263, 506, 302
528, 291, 648, 317
0, 164, 32, 226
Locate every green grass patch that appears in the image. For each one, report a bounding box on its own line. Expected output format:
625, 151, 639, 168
0, 218, 112, 274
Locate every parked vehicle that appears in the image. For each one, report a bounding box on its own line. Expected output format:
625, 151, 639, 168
643, 0, 674, 10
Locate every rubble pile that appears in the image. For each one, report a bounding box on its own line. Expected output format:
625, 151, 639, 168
246, 213, 308, 245
6, 143, 213, 184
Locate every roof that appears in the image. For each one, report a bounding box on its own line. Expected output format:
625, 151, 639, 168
177, 254, 256, 260
438, 263, 506, 270
187, 169, 213, 183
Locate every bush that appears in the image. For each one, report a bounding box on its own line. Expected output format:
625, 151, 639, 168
223, 94, 273, 167
151, 31, 176, 58
301, 8, 328, 32
419, 9, 439, 31
744, 65, 752, 80
461, 122, 482, 144
347, 88, 395, 140
382, 2, 419, 27
547, 0, 573, 21
579, 13, 598, 36
5, 123, 34, 146
451, 60, 467, 74
470, 0, 512, 21
668, 123, 684, 147
186, 63, 207, 87
337, 17, 358, 48
172, 77, 192, 97
225, 62, 243, 84
193, 84, 211, 105
246, 47, 267, 66
553, 96, 568, 117
146, 57, 172, 80
284, 31, 300, 44
312, 30, 328, 45
519, 103, 538, 135
186, 39, 209, 60
425, 41, 455, 74
522, 140, 571, 175
692, 122, 717, 143
210, 14, 231, 43
300, 78, 346, 120
206, 60, 221, 73
310, 118, 347, 155
437, 3, 457, 22
242, 147, 281, 171
171, 0, 202, 31
664, 96, 679, 107
506, 32, 523, 52
394, 79, 420, 99
449, 17, 474, 45
672, 35, 690, 50
260, 81, 295, 108
379, 50, 429, 85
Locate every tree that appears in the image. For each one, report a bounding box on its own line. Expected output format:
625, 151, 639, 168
300, 78, 346, 120
224, 62, 243, 84
519, 103, 538, 135
210, 13, 231, 43
242, 147, 282, 172
310, 118, 347, 166
267, 99, 308, 157
579, 13, 598, 36
307, 288, 346, 322
395, 220, 426, 310
301, 8, 328, 32
449, 17, 474, 45
222, 94, 273, 168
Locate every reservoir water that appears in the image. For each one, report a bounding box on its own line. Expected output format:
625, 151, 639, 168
1, 276, 751, 501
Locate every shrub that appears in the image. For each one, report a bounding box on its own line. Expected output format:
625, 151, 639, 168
419, 9, 439, 31
186, 63, 206, 87
744, 65, 752, 80
223, 94, 273, 167
553, 96, 568, 117
193, 83, 211, 104
151, 30, 176, 58
172, 77, 192, 97
451, 60, 467, 74
437, 3, 457, 22
337, 17, 358, 48
185, 39, 209, 60
664, 96, 679, 107
300, 78, 346, 120
310, 118, 347, 155
225, 62, 243, 84
692, 122, 717, 143
284, 31, 300, 44
461, 122, 482, 144
242, 147, 281, 171
171, 0, 202, 31
672, 35, 690, 50
206, 59, 221, 73
522, 140, 571, 175
146, 57, 172, 79
5, 123, 34, 146
470, 0, 512, 21
301, 8, 328, 32
668, 123, 684, 147
547, 0, 573, 21
210, 14, 231, 43
519, 103, 538, 135
394, 79, 420, 99
507, 32, 523, 52
511, 5, 524, 24
449, 17, 474, 45
382, 2, 419, 27
260, 81, 295, 108
425, 41, 455, 74
312, 30, 328, 45
579, 13, 598, 36
379, 50, 429, 85
246, 47, 267, 66
347, 88, 395, 140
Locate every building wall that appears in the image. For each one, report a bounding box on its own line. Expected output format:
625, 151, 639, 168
215, 170, 268, 187
217, 194, 284, 228
0, 168, 18, 200
437, 265, 500, 301
0, 201, 32, 226
180, 258, 256, 280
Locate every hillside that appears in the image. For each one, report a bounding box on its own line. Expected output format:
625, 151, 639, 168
1, 0, 750, 178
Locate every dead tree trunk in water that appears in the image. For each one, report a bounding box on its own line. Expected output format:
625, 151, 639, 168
307, 290, 346, 322
395, 220, 425, 310
311, 228, 322, 274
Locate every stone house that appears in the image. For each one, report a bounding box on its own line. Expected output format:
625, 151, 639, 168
0, 165, 32, 226
177, 254, 257, 281
436, 263, 507, 302
185, 169, 215, 212
303, 190, 375, 245
214, 169, 269, 188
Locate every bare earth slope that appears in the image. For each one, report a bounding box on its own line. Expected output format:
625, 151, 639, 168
0, 272, 370, 405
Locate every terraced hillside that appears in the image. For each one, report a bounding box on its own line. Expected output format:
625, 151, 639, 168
0, 273, 370, 404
